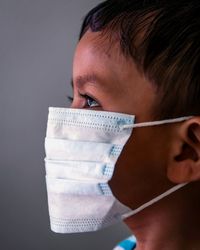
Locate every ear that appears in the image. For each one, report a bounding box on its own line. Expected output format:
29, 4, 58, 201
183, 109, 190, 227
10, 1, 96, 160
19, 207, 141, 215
167, 117, 200, 183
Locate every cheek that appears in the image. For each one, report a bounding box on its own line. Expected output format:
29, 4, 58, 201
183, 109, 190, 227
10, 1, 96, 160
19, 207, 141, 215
108, 127, 170, 208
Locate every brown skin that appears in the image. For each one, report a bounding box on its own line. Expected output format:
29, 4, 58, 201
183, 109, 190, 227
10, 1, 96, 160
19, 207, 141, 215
71, 30, 200, 250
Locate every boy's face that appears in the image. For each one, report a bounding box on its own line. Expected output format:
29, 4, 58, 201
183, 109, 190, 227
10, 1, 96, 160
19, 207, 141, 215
71, 30, 175, 209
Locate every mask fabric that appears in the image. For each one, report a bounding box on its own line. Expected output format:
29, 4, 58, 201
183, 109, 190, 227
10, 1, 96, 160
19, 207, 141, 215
44, 107, 192, 233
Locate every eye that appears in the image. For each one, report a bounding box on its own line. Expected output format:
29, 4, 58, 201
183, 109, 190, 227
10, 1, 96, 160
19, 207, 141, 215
67, 94, 100, 108
82, 94, 100, 108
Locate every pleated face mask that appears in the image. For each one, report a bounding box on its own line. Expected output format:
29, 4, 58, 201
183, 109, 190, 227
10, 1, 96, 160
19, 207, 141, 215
44, 107, 192, 233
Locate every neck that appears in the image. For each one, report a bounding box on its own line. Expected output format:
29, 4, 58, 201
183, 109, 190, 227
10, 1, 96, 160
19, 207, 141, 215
123, 181, 200, 250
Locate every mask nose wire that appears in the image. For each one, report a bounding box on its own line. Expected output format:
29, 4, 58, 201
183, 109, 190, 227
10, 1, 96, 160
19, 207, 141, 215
120, 116, 194, 130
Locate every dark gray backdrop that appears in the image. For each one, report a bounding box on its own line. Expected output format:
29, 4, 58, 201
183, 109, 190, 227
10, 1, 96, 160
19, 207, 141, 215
0, 0, 131, 249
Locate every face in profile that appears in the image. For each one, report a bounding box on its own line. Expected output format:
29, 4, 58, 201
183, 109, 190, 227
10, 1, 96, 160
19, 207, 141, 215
71, 29, 176, 209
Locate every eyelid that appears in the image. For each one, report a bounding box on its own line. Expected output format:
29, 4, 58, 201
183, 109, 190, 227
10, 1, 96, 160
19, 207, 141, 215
70, 78, 101, 104
67, 93, 101, 108
79, 92, 101, 107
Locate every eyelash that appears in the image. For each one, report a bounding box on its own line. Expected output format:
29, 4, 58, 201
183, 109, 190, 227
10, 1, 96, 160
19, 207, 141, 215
67, 93, 100, 108
67, 95, 73, 102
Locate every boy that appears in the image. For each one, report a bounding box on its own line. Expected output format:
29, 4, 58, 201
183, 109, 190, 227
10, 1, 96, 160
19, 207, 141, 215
70, 1, 200, 249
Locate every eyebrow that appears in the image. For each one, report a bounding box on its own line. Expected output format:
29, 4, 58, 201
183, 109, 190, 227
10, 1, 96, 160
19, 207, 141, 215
71, 74, 101, 89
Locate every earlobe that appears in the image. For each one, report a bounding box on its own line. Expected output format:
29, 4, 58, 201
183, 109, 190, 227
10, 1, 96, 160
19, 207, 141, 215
167, 117, 200, 183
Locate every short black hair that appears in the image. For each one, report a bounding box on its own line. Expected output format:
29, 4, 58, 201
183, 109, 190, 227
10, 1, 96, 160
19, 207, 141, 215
79, 0, 200, 119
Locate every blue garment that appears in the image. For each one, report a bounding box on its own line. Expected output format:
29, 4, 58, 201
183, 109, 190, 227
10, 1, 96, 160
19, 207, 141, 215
113, 235, 137, 250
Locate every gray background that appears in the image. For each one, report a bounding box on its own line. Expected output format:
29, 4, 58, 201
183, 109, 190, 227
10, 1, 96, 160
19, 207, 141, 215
0, 1, 131, 249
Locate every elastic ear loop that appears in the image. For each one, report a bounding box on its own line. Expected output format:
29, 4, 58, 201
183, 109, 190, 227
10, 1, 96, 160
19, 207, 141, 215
122, 116, 194, 130
122, 182, 188, 219
120, 116, 193, 219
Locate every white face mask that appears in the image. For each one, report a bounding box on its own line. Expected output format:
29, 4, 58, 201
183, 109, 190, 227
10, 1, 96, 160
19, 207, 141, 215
44, 107, 192, 234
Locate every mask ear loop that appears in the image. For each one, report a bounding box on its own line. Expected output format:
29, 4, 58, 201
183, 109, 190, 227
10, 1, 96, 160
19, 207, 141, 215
120, 115, 193, 219
121, 182, 188, 220
121, 116, 194, 130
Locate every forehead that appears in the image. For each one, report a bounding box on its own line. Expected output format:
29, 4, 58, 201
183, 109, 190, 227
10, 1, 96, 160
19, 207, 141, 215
73, 30, 138, 87
75, 29, 126, 62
